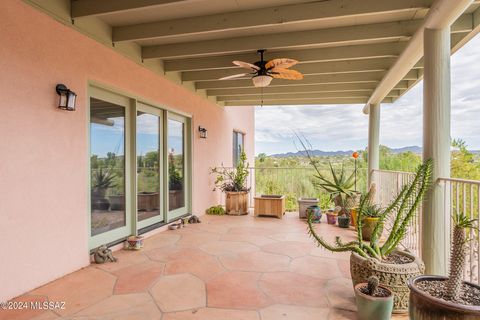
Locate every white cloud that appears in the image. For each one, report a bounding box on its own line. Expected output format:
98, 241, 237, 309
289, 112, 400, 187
255, 34, 480, 155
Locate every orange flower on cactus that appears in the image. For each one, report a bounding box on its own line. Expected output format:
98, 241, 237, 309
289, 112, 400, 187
352, 151, 359, 159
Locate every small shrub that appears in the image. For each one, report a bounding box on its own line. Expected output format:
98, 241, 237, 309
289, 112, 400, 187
206, 205, 225, 215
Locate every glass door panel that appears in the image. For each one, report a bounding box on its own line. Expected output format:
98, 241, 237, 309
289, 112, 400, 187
137, 106, 164, 229
167, 115, 189, 219
90, 97, 129, 242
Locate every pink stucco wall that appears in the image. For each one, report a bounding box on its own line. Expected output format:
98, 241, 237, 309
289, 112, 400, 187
0, 0, 254, 301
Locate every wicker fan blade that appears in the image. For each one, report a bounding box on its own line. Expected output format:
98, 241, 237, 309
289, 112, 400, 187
233, 60, 260, 70
265, 58, 298, 70
219, 73, 249, 80
270, 68, 303, 80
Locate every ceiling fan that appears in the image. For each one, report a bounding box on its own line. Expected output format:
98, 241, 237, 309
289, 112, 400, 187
219, 49, 303, 87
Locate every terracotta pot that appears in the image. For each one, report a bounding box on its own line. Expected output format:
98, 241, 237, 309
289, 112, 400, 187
350, 251, 425, 313
326, 212, 337, 224
408, 275, 480, 319
350, 208, 358, 227
362, 217, 383, 241
355, 283, 394, 320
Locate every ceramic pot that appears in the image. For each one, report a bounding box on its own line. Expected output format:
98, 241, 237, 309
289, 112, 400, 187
350, 251, 425, 313
408, 275, 480, 319
326, 212, 337, 224
355, 283, 394, 320
298, 198, 319, 219
306, 205, 322, 223
338, 215, 350, 228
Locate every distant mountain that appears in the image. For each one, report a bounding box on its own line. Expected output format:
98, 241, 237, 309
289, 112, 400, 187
267, 146, 423, 158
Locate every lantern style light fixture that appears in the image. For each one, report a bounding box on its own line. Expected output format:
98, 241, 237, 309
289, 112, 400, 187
198, 126, 207, 139
252, 75, 273, 87
56, 84, 77, 111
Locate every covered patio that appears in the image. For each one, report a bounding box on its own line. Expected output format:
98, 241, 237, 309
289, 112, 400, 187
2, 0, 480, 319
2, 213, 368, 320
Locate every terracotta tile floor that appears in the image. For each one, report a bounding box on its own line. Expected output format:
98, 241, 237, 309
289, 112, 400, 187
1, 213, 408, 320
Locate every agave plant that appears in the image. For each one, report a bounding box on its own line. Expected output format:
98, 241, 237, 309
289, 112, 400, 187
307, 159, 433, 260
445, 212, 477, 301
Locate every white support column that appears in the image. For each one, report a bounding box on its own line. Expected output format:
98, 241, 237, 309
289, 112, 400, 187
368, 103, 380, 188
422, 27, 451, 275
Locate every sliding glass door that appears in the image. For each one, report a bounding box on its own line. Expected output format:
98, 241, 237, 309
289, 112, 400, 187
136, 104, 164, 229
88, 86, 191, 249
89, 91, 131, 248
167, 113, 190, 220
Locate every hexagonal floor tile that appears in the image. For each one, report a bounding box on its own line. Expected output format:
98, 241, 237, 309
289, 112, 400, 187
290, 256, 342, 279
260, 304, 330, 320
220, 233, 277, 246
259, 272, 329, 307
219, 251, 290, 272
150, 274, 206, 312
261, 241, 312, 258
0, 295, 50, 320
163, 307, 260, 320
30, 267, 116, 316
112, 261, 164, 294
164, 252, 224, 281
95, 250, 150, 273
145, 246, 206, 262
142, 233, 181, 250
207, 271, 270, 309
325, 278, 357, 312
71, 293, 161, 320
199, 241, 259, 256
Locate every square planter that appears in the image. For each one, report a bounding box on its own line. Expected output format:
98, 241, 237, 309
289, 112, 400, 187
297, 197, 319, 219
254, 195, 285, 219
226, 191, 249, 215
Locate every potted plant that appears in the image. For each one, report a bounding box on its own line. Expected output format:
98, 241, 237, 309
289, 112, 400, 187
306, 205, 321, 223
326, 208, 338, 224
211, 150, 250, 215
337, 204, 351, 228
359, 185, 383, 240
355, 276, 394, 320
91, 167, 117, 211
298, 197, 319, 219
307, 159, 433, 313
408, 212, 480, 319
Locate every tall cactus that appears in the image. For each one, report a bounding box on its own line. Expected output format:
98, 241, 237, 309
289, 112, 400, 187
445, 213, 477, 301
307, 159, 433, 261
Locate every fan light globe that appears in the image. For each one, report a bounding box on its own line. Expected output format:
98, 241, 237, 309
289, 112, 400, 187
252, 75, 273, 87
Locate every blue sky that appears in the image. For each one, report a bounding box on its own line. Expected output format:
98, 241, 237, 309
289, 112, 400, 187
91, 116, 184, 158
255, 34, 480, 156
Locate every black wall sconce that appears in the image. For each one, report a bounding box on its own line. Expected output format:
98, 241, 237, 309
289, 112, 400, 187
198, 126, 207, 139
56, 84, 77, 111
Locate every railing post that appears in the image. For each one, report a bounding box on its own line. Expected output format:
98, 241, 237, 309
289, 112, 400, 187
422, 27, 451, 275
368, 103, 380, 188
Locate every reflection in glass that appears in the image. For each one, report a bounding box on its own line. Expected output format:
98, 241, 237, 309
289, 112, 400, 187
137, 112, 161, 222
90, 98, 125, 236
168, 119, 185, 211
233, 131, 244, 165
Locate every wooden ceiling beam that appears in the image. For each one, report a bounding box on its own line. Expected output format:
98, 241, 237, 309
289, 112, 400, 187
71, 0, 187, 18
142, 20, 422, 59
224, 98, 394, 106
182, 58, 398, 82
164, 43, 406, 72
114, 0, 432, 42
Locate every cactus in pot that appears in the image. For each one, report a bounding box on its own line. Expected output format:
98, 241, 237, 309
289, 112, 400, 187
355, 276, 393, 320
408, 212, 480, 319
